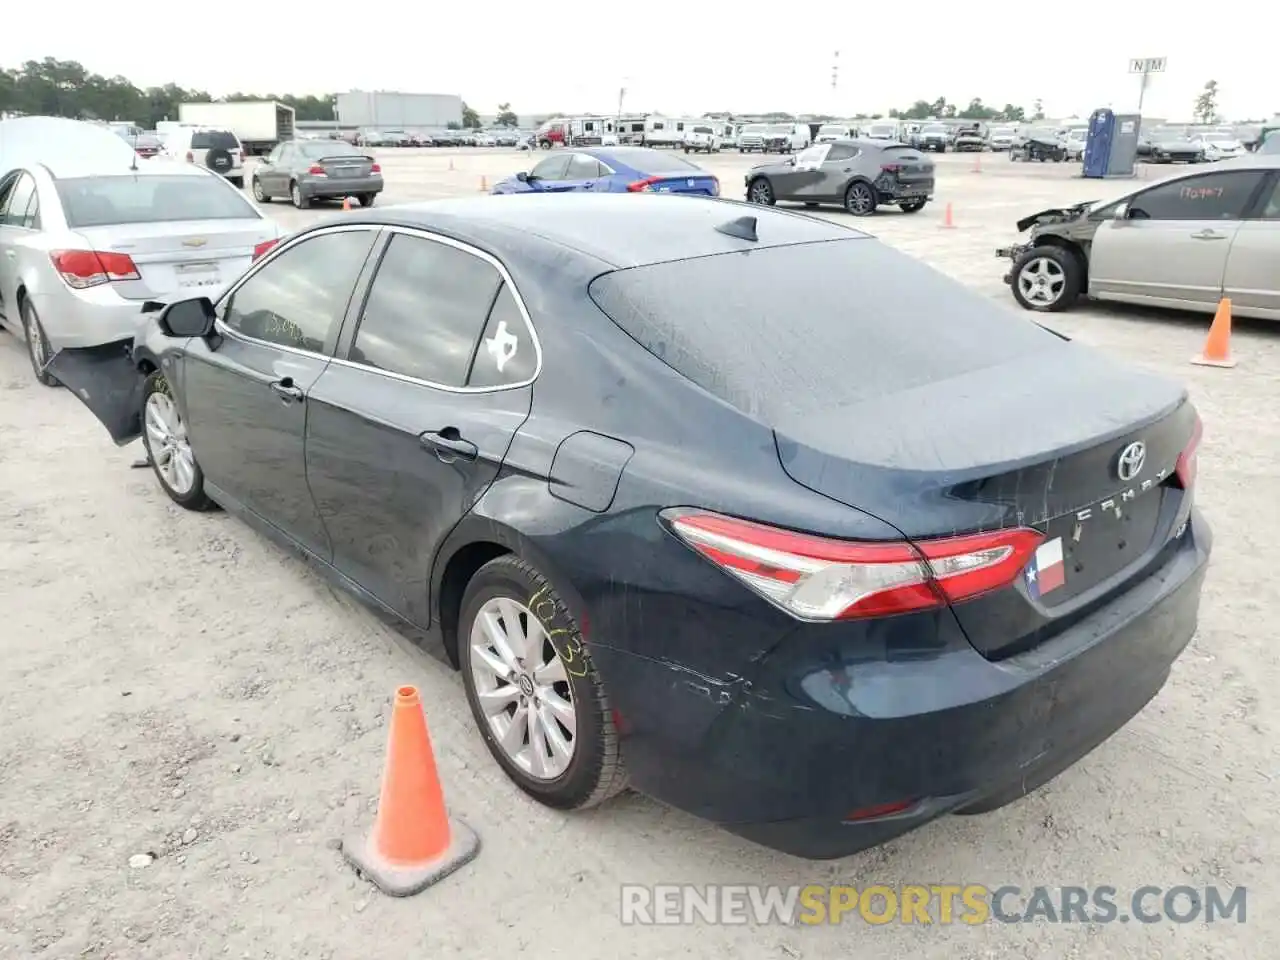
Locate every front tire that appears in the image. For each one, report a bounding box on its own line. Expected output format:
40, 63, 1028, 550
1010, 245, 1084, 313
141, 372, 216, 510
843, 180, 878, 216
747, 177, 775, 205
459, 555, 628, 810
252, 177, 269, 202
20, 298, 58, 387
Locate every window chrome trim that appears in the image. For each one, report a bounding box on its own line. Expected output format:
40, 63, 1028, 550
212, 222, 385, 361
325, 224, 543, 395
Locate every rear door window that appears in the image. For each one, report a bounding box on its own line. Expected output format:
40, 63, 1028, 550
1129, 171, 1267, 221
825, 144, 858, 162
566, 155, 603, 179
531, 155, 570, 181
1, 174, 36, 228
349, 233, 503, 387
466, 283, 538, 388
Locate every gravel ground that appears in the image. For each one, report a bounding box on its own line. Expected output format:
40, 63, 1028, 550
0, 149, 1276, 959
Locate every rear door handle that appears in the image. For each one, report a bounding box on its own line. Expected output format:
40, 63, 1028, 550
1191, 230, 1227, 240
269, 378, 304, 402
420, 429, 478, 463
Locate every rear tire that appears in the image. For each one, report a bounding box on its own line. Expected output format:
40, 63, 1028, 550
899, 200, 927, 213
358, 193, 377, 207
459, 555, 629, 811
228, 176, 244, 189
20, 298, 58, 388
843, 180, 877, 216
290, 181, 310, 209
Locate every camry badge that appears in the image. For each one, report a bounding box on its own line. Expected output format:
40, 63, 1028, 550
1116, 441, 1146, 482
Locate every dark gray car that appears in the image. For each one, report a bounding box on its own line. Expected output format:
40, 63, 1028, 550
745, 139, 935, 216
252, 139, 383, 209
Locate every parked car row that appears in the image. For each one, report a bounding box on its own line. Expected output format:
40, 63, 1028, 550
354, 129, 525, 148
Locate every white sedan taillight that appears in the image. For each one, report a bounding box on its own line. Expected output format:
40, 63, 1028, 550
663, 509, 1044, 620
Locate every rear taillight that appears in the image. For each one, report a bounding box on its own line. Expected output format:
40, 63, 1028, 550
49, 250, 140, 289
253, 238, 280, 261
881, 163, 903, 174
185, 151, 194, 162
664, 509, 1043, 621
370, 162, 381, 173
1175, 414, 1203, 489
307, 164, 326, 175
627, 176, 661, 192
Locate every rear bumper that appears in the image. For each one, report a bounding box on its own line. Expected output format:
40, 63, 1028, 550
30, 286, 148, 350
300, 176, 384, 198
590, 509, 1211, 859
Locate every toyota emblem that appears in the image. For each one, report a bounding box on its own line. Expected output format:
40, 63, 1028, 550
1116, 441, 1147, 482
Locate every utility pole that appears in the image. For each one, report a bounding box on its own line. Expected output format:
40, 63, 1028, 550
831, 50, 839, 116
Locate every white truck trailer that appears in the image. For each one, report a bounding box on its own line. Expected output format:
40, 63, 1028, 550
177, 101, 296, 155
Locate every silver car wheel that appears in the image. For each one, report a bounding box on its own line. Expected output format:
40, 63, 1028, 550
26, 319, 47, 370
145, 392, 197, 495
252, 178, 266, 201
469, 596, 577, 781
1018, 257, 1066, 306
846, 183, 875, 215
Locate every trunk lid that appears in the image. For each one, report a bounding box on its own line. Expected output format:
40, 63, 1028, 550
315, 153, 375, 178
634, 174, 720, 196
879, 146, 935, 190
74, 220, 276, 299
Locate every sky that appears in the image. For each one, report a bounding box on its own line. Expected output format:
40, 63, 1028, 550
4, 3, 1276, 122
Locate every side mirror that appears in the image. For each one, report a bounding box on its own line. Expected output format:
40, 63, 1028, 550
786, 156, 796, 166
516, 171, 529, 182
159, 297, 217, 338
1113, 203, 1129, 222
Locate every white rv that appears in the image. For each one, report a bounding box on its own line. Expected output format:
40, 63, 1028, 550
617, 114, 648, 144
640, 116, 695, 147
865, 119, 902, 141
568, 116, 617, 146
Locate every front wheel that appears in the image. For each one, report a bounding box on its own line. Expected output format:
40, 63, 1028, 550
252, 177, 269, 202
141, 372, 216, 510
459, 555, 628, 810
747, 177, 775, 205
843, 180, 877, 216
1010, 245, 1084, 313
899, 200, 927, 213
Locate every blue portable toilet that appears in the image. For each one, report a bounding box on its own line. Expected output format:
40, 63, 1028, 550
1083, 108, 1140, 178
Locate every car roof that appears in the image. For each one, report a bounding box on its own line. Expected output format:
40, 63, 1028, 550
344, 193, 869, 269
42, 156, 224, 179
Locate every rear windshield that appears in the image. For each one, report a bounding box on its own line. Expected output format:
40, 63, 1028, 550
300, 141, 363, 158
55, 175, 260, 228
191, 130, 240, 150
611, 150, 700, 173
588, 240, 1056, 421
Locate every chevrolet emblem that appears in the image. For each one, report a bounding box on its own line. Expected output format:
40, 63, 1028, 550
182, 238, 208, 248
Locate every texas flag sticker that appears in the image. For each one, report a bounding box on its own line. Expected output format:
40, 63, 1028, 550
1025, 537, 1066, 599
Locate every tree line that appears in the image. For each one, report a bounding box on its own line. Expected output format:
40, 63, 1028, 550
0, 58, 511, 130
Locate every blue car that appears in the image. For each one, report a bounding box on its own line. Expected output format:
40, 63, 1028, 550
492, 146, 720, 196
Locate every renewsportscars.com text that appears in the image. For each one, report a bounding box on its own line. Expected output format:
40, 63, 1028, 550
619, 884, 1248, 926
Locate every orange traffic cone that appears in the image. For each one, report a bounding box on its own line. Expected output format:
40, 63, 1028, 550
479, 175, 489, 192
342, 196, 352, 212
1191, 298, 1238, 368
941, 202, 955, 229
342, 686, 479, 896
972, 153, 983, 173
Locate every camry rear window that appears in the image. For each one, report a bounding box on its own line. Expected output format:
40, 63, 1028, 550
301, 141, 362, 158
588, 240, 1058, 421
55, 175, 260, 227
191, 130, 240, 150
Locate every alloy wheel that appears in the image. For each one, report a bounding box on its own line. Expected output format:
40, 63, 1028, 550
846, 183, 874, 215
145, 392, 197, 495
748, 179, 772, 204
1017, 257, 1066, 307
469, 596, 577, 780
